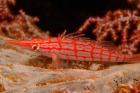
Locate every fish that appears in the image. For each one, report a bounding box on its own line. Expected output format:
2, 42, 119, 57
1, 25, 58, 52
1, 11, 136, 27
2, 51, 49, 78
3, 36, 140, 68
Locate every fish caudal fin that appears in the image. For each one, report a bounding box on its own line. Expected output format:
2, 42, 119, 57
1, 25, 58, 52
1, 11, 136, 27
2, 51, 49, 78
128, 54, 140, 63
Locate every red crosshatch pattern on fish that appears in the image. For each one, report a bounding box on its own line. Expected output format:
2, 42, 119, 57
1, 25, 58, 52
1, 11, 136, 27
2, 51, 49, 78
5, 37, 135, 63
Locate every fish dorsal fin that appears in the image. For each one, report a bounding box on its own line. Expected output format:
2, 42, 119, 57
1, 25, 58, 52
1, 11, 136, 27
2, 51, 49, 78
58, 30, 86, 40
96, 41, 120, 54
67, 33, 119, 53
58, 31, 118, 52
58, 30, 67, 39
97, 41, 116, 49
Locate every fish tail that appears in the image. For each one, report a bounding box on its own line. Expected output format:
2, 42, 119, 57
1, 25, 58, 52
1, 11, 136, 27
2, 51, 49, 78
128, 54, 140, 63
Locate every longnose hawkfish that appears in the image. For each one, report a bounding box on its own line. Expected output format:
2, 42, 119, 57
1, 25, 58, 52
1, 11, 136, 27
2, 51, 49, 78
2, 33, 140, 68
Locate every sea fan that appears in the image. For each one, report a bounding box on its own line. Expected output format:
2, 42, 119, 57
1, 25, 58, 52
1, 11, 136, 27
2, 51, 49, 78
76, 10, 140, 55
0, 0, 49, 40
0, 0, 15, 20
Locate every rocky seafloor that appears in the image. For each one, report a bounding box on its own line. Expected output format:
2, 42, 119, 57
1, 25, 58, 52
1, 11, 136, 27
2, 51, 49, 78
0, 36, 140, 93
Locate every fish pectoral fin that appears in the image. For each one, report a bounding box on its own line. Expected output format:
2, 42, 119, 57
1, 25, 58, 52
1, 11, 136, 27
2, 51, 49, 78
49, 53, 62, 69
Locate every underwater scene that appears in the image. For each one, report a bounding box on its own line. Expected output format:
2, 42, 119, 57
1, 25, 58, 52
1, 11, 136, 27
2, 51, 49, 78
0, 0, 140, 93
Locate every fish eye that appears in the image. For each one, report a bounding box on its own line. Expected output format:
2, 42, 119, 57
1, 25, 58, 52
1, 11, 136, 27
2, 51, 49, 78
32, 44, 40, 51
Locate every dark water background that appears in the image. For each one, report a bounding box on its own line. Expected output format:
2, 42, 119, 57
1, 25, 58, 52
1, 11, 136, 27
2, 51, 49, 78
13, 0, 132, 36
